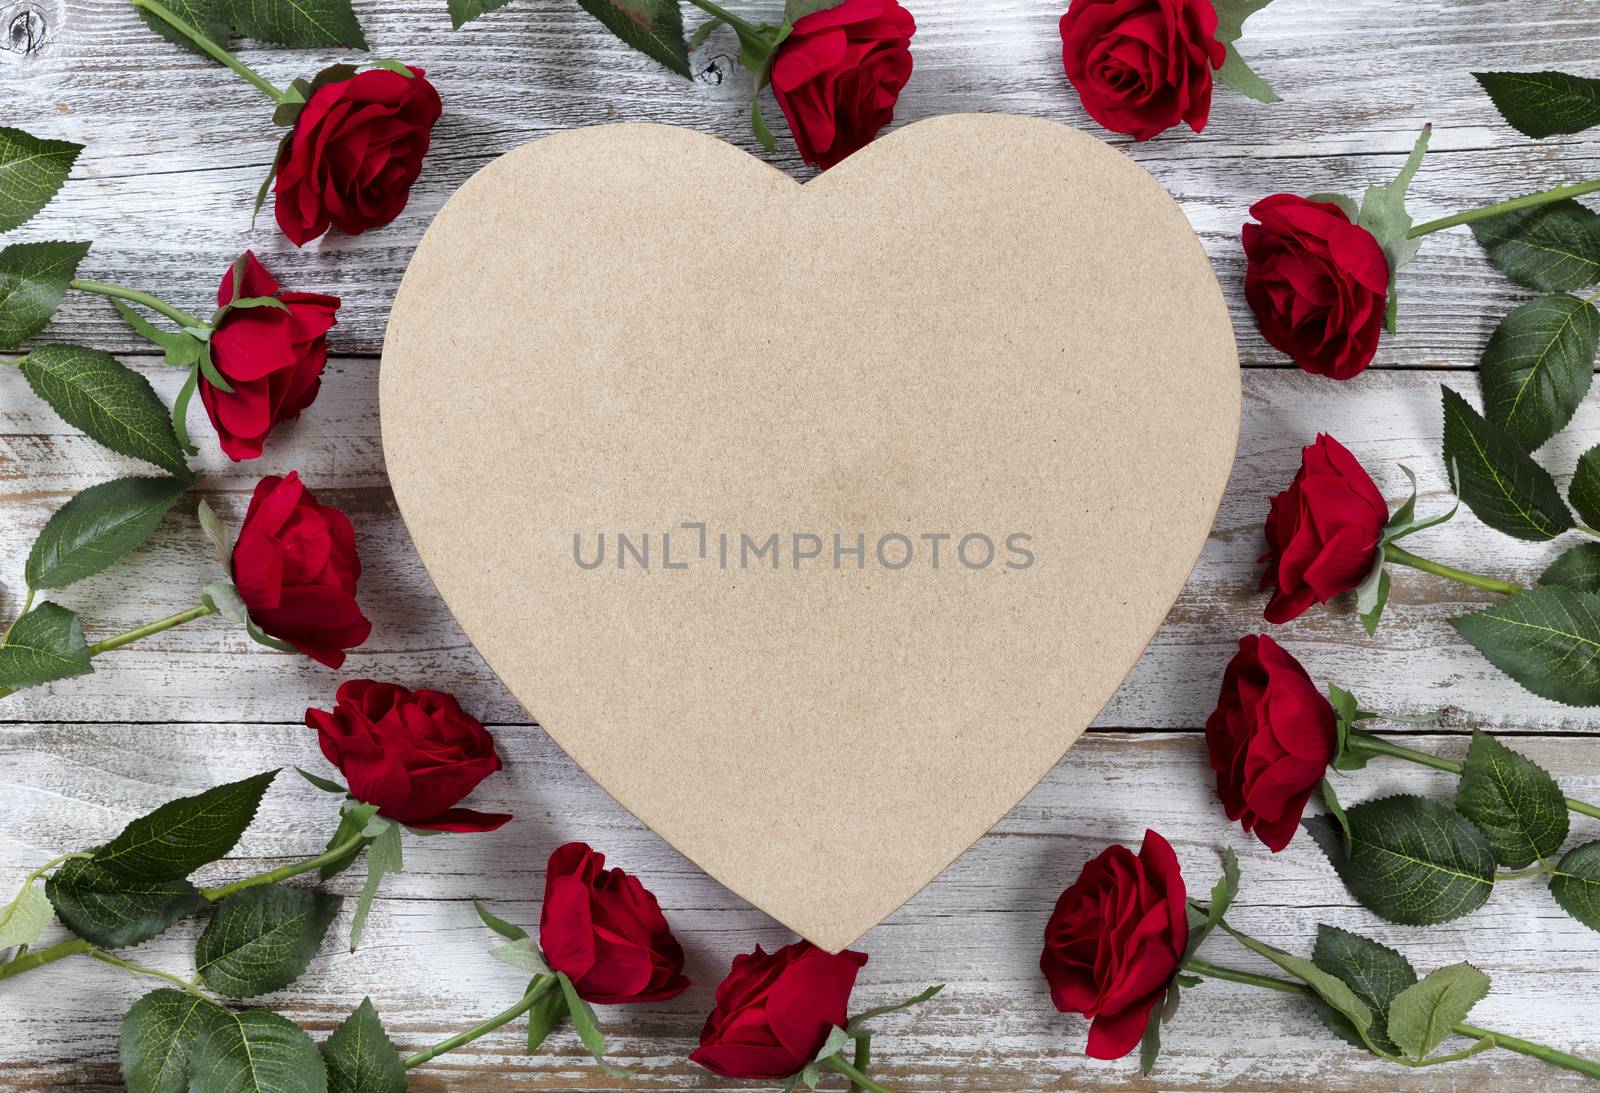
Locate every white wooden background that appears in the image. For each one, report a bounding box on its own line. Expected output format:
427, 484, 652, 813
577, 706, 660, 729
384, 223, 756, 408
4, 0, 1600, 1089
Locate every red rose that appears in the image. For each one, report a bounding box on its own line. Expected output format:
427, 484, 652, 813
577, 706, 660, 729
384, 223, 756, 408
1261, 434, 1388, 623
232, 471, 371, 668
690, 940, 867, 1080
274, 66, 442, 247
305, 679, 511, 832
202, 252, 339, 461
1243, 194, 1390, 379
1205, 635, 1337, 851
1041, 829, 1187, 1060
1059, 0, 1225, 141
538, 842, 689, 1004
771, 0, 915, 170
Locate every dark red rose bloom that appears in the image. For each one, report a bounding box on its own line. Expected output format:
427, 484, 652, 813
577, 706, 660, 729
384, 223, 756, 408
1261, 434, 1388, 623
1205, 635, 1337, 852
233, 471, 371, 668
771, 0, 915, 170
1243, 194, 1390, 379
1041, 829, 1187, 1060
305, 679, 511, 832
202, 252, 339, 461
690, 940, 867, 1080
274, 66, 442, 247
1059, 0, 1225, 141
538, 842, 689, 1004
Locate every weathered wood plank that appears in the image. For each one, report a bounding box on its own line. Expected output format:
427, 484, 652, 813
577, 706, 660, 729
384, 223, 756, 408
2, 0, 1600, 361
4, 362, 1595, 730
2, 726, 1598, 1090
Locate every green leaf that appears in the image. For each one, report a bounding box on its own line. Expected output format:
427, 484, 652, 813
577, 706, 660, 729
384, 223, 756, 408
349, 819, 401, 950
525, 978, 567, 1054
492, 936, 551, 975
188, 1007, 329, 1093
0, 241, 91, 349
1386, 963, 1491, 1061
1541, 541, 1600, 595
846, 983, 944, 1033
1357, 125, 1432, 328
202, 581, 250, 626
0, 878, 52, 952
1214, 52, 1280, 103
447, 0, 514, 28
1355, 553, 1390, 636
25, 476, 189, 590
136, 0, 230, 51
784, 0, 844, 20
120, 988, 216, 1093
1182, 848, 1239, 961
1320, 778, 1353, 855
1470, 199, 1600, 292
1327, 683, 1370, 771
317, 801, 374, 882
1451, 585, 1600, 707
170, 365, 199, 457
230, 0, 366, 49
1304, 796, 1496, 925
576, 0, 691, 78
1474, 71, 1600, 139
1573, 444, 1600, 529
111, 299, 205, 367
1550, 841, 1600, 931
295, 767, 346, 795
1310, 925, 1417, 1055
1454, 729, 1568, 868
1441, 385, 1572, 541
474, 899, 528, 941
197, 499, 232, 568
46, 858, 204, 948
557, 970, 628, 1076
0, 127, 82, 233
321, 998, 407, 1093
1477, 294, 1598, 451
0, 602, 90, 689
196, 885, 342, 998
21, 345, 189, 476
1223, 927, 1375, 1044
91, 770, 278, 882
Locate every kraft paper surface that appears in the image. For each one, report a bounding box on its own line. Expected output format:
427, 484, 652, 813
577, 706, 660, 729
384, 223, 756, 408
381, 114, 1240, 951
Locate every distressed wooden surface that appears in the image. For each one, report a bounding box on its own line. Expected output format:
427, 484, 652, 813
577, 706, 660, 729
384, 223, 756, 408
4, 0, 1600, 1088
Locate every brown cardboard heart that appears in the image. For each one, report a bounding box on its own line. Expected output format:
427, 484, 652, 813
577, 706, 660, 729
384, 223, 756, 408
381, 114, 1239, 952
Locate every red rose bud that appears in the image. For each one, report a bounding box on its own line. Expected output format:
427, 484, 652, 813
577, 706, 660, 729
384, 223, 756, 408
1260, 434, 1388, 623
538, 842, 689, 1004
771, 0, 915, 170
690, 940, 867, 1080
1205, 635, 1337, 851
1243, 194, 1389, 379
202, 253, 338, 461
274, 66, 442, 247
233, 472, 371, 668
1041, 829, 1187, 1060
305, 679, 511, 831
1059, 0, 1225, 141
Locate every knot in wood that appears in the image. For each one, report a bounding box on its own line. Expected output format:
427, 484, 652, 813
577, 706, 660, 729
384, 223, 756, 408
2, 4, 48, 55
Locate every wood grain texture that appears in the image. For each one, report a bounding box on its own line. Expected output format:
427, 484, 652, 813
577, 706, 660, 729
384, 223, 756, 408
4, 0, 1600, 1087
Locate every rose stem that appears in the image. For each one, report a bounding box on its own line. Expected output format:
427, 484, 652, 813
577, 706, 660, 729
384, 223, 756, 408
1345, 728, 1600, 820
1, 589, 35, 644
1183, 958, 1600, 1079
0, 832, 371, 983
684, 0, 767, 41
0, 603, 220, 701
200, 829, 369, 901
1409, 178, 1600, 238
126, 0, 290, 104
823, 1056, 898, 1093
0, 356, 23, 369
1382, 543, 1522, 596
70, 279, 205, 329
849, 1033, 872, 1093
402, 975, 559, 1069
